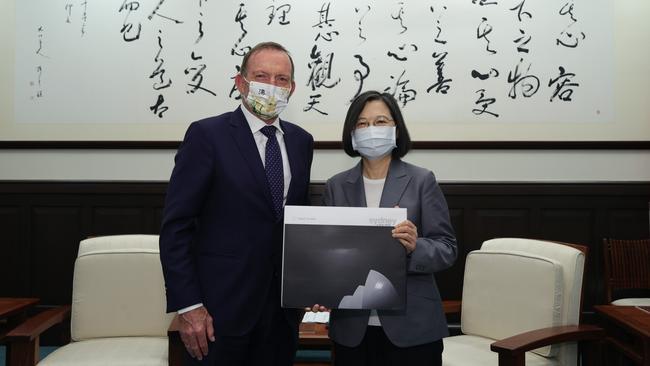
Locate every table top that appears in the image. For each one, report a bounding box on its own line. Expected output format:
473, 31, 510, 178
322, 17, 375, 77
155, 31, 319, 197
594, 305, 650, 339
0, 298, 39, 318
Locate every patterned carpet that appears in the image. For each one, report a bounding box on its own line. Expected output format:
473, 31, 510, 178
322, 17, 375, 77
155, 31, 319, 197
0, 346, 57, 366
0, 346, 328, 365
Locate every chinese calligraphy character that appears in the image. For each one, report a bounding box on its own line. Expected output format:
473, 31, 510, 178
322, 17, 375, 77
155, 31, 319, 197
147, 0, 183, 23
150, 31, 172, 90
431, 5, 448, 45
119, 1, 141, 42
303, 94, 328, 115
150, 94, 168, 118
35, 26, 50, 58
30, 65, 45, 100
477, 17, 496, 55
231, 3, 250, 56
306, 45, 340, 91
556, 2, 586, 48
313, 3, 338, 42
229, 65, 242, 100
507, 58, 540, 99
80, 1, 88, 36
65, 4, 73, 23
387, 44, 418, 62
471, 68, 499, 80
548, 66, 579, 102
186, 53, 216, 96
514, 29, 531, 53
427, 52, 452, 94
384, 70, 416, 107
355, 5, 371, 42
267, 2, 291, 25
391, 2, 407, 34
472, 89, 499, 117
351, 54, 370, 101
510, 0, 532, 22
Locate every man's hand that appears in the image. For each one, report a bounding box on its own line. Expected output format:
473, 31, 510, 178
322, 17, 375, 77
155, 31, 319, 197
305, 304, 330, 312
179, 306, 215, 360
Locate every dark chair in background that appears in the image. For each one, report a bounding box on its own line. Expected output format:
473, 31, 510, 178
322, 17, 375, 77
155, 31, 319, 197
602, 238, 650, 306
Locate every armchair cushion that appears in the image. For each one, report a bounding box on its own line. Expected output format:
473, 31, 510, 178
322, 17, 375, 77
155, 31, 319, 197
71, 235, 174, 341
443, 335, 558, 366
461, 250, 563, 357
481, 238, 585, 329
38, 337, 168, 366
611, 297, 650, 306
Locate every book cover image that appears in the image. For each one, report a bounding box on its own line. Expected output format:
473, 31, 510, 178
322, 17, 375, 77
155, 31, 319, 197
282, 208, 407, 310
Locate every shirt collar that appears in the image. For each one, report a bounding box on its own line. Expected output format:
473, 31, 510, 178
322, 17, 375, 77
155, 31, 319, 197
240, 104, 285, 135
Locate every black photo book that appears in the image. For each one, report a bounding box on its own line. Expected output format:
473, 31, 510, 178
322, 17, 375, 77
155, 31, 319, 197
282, 205, 407, 310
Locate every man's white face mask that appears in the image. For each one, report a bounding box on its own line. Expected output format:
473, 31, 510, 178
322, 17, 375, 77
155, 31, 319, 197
351, 126, 397, 160
244, 78, 291, 120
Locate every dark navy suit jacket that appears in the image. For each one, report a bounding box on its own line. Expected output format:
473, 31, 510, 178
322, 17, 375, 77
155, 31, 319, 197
160, 107, 314, 336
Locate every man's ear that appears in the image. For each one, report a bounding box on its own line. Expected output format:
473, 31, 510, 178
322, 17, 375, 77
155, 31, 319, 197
234, 74, 247, 96
288, 80, 296, 97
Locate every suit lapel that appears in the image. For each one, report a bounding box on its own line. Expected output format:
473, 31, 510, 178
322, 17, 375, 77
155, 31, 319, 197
379, 159, 411, 208
228, 107, 274, 208
342, 162, 367, 207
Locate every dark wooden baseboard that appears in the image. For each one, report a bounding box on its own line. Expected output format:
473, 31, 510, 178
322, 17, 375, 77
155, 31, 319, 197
1, 181, 648, 314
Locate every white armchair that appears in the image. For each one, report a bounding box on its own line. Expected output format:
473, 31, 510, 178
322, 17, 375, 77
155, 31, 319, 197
442, 238, 603, 366
6, 235, 175, 366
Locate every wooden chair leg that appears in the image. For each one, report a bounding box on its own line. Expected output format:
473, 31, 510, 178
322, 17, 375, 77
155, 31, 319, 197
580, 338, 603, 366
497, 352, 525, 366
7, 336, 39, 366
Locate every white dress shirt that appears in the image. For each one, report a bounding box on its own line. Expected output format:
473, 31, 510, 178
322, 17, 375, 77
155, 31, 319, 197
241, 105, 292, 203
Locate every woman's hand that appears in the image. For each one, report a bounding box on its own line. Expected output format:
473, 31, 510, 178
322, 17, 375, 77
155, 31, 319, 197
393, 219, 418, 254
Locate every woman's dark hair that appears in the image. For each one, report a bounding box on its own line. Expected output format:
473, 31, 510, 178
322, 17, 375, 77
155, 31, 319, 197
342, 91, 412, 158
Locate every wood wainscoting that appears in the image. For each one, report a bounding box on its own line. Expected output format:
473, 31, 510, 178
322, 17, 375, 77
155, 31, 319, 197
1, 181, 648, 318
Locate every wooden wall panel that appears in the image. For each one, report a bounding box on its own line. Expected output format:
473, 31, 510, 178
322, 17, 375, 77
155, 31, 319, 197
31, 207, 82, 305
436, 208, 465, 301
472, 209, 531, 246
0, 181, 648, 318
607, 209, 649, 239
91, 207, 147, 236
0, 206, 26, 295
539, 209, 594, 246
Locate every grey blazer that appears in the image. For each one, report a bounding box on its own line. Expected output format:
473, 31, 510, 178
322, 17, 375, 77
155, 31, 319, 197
323, 158, 457, 348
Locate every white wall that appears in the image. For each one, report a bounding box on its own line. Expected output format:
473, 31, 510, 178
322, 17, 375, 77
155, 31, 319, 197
0, 1, 648, 183
1, 149, 648, 182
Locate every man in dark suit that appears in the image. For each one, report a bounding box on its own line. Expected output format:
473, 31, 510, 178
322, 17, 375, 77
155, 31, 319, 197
159, 42, 314, 365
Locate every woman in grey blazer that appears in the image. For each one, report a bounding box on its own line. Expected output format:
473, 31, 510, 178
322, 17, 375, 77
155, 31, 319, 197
319, 91, 457, 366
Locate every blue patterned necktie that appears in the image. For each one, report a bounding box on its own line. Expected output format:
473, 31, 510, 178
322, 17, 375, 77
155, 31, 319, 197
260, 125, 284, 218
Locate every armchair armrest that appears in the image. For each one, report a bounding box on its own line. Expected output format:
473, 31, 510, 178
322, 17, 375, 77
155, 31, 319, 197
490, 324, 604, 366
167, 315, 183, 366
443, 300, 461, 315
5, 305, 71, 366
6, 305, 71, 342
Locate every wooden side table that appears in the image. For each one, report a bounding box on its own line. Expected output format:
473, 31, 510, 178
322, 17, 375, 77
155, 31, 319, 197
0, 298, 39, 340
595, 305, 650, 366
